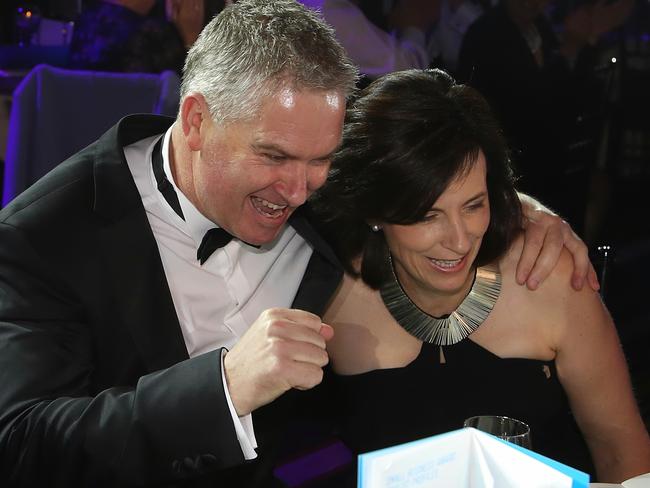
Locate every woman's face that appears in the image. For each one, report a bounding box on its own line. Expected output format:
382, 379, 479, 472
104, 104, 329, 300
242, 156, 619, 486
382, 152, 491, 313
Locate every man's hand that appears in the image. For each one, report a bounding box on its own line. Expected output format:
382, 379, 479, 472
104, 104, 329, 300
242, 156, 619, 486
223, 308, 333, 416
517, 194, 599, 292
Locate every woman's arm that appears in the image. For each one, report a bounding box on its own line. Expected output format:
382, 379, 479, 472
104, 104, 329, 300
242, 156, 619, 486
550, 252, 650, 482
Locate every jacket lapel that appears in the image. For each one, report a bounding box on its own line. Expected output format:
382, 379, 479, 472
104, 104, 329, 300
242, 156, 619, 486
289, 206, 343, 315
93, 115, 189, 372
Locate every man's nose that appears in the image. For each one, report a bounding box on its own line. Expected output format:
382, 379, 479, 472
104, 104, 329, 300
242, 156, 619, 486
277, 162, 309, 207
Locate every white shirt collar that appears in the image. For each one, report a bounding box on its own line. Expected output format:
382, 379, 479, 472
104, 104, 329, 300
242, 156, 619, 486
160, 127, 225, 250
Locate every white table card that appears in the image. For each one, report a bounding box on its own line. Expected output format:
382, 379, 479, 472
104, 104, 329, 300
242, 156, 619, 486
358, 428, 590, 488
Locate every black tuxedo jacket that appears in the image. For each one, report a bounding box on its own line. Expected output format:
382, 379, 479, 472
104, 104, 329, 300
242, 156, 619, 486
0, 115, 343, 487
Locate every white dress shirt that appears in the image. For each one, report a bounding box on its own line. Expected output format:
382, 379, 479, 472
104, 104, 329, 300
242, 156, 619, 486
123, 128, 314, 460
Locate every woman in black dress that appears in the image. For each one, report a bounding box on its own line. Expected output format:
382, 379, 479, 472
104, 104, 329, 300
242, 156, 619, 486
313, 68, 650, 484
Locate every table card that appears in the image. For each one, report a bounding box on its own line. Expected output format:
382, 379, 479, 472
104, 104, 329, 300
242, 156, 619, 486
358, 427, 590, 488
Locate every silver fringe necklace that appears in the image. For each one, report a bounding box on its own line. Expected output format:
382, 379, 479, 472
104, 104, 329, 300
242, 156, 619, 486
379, 256, 501, 346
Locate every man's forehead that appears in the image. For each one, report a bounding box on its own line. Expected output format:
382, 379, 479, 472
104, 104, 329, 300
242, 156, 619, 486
245, 88, 345, 159
272, 86, 344, 109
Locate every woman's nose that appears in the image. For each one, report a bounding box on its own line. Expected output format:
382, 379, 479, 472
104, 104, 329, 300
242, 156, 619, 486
442, 215, 471, 254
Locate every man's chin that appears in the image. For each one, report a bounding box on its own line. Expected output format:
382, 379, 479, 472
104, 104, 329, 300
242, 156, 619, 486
238, 203, 298, 245
242, 221, 289, 247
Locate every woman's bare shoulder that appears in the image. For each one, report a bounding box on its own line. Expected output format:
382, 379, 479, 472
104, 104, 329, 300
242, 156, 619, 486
498, 234, 575, 311
498, 232, 579, 300
496, 233, 606, 350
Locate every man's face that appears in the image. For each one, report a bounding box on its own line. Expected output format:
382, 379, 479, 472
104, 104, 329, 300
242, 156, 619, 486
191, 88, 346, 245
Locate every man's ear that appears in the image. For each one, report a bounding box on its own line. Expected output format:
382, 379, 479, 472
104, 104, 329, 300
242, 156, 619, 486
180, 92, 209, 151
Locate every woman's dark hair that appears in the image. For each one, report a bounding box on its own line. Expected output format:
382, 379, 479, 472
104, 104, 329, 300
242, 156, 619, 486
312, 69, 523, 289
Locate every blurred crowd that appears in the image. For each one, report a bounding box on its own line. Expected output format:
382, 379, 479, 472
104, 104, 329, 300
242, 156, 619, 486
317, 0, 641, 242
1, 0, 648, 242
308, 0, 647, 246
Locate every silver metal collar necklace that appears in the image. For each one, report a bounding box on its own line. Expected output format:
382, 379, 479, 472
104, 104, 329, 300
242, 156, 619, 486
379, 256, 501, 346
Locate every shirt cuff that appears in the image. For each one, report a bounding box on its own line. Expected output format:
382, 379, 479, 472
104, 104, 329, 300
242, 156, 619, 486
220, 349, 258, 460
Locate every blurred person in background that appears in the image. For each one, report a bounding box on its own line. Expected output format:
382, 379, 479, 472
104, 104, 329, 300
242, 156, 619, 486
300, 0, 440, 83
458, 0, 633, 235
68, 0, 226, 73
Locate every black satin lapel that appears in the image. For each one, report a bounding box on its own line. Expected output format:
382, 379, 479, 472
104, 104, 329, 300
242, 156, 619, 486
98, 210, 189, 372
291, 250, 342, 316
288, 206, 340, 268
93, 114, 174, 220
289, 206, 343, 315
93, 115, 188, 372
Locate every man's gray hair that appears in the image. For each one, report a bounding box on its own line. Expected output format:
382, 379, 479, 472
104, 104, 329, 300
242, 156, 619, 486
181, 0, 358, 124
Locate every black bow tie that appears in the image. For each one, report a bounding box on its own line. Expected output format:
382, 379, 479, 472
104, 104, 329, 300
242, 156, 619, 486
151, 136, 259, 265
196, 228, 233, 264
152, 137, 227, 264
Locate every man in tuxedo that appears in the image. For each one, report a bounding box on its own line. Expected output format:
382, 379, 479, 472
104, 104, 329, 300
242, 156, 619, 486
0, 0, 596, 486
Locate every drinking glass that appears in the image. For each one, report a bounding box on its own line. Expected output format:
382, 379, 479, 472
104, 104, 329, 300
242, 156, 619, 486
463, 415, 532, 449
